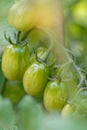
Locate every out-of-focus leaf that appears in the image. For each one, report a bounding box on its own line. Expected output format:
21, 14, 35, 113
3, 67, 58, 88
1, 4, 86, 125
26, 113, 87, 130
17, 95, 44, 130
0, 96, 17, 130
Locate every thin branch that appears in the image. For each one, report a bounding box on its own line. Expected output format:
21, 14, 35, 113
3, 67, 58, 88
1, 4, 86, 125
16, 31, 21, 43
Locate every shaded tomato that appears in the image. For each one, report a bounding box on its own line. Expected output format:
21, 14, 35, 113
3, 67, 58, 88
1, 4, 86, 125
60, 67, 78, 100
3, 80, 25, 104
74, 89, 87, 115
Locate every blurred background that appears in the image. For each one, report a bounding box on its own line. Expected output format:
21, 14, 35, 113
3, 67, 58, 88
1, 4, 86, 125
62, 0, 87, 69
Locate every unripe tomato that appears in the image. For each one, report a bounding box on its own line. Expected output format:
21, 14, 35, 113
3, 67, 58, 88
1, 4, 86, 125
8, 0, 37, 31
23, 62, 48, 97
61, 104, 75, 118
74, 89, 87, 115
44, 80, 66, 112
60, 80, 78, 100
60, 67, 78, 100
3, 80, 25, 104
2, 44, 30, 80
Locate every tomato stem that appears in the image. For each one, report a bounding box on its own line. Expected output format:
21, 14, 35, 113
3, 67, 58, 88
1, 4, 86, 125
32, 45, 55, 67
20, 27, 35, 41
16, 31, 21, 43
4, 32, 14, 45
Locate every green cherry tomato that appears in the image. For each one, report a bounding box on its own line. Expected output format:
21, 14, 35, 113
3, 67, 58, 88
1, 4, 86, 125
44, 80, 66, 112
2, 44, 30, 80
60, 68, 78, 100
60, 80, 78, 100
61, 104, 75, 118
8, 0, 37, 31
74, 89, 87, 115
3, 80, 25, 104
23, 62, 48, 97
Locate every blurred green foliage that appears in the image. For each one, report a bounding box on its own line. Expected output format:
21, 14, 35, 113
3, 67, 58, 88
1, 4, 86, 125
62, 0, 87, 70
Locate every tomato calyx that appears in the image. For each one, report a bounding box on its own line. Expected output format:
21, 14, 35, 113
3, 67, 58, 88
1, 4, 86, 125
32, 46, 55, 67
4, 31, 30, 47
32, 46, 57, 81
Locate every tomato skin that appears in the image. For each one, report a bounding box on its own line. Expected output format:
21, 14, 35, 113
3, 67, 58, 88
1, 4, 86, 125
23, 62, 48, 97
8, 0, 36, 31
61, 104, 75, 118
2, 44, 30, 80
44, 80, 66, 112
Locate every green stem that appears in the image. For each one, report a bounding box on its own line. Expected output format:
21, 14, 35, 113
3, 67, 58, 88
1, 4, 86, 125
1, 78, 7, 95
43, 43, 53, 63
21, 27, 35, 41
16, 31, 21, 43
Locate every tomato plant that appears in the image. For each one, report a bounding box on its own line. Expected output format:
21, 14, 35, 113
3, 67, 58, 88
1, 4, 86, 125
1, 1, 87, 129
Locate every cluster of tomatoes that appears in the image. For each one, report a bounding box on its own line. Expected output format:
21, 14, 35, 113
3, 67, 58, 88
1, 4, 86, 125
1, 0, 87, 118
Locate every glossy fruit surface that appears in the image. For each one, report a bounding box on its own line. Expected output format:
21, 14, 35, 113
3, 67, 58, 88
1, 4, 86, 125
44, 80, 66, 112
23, 62, 48, 96
2, 44, 29, 80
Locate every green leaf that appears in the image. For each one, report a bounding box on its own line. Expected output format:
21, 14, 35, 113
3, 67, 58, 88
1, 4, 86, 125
17, 95, 44, 130
0, 96, 17, 130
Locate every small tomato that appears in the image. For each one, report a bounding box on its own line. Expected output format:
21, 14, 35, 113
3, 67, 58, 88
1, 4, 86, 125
44, 80, 66, 112
23, 62, 48, 97
2, 44, 30, 80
